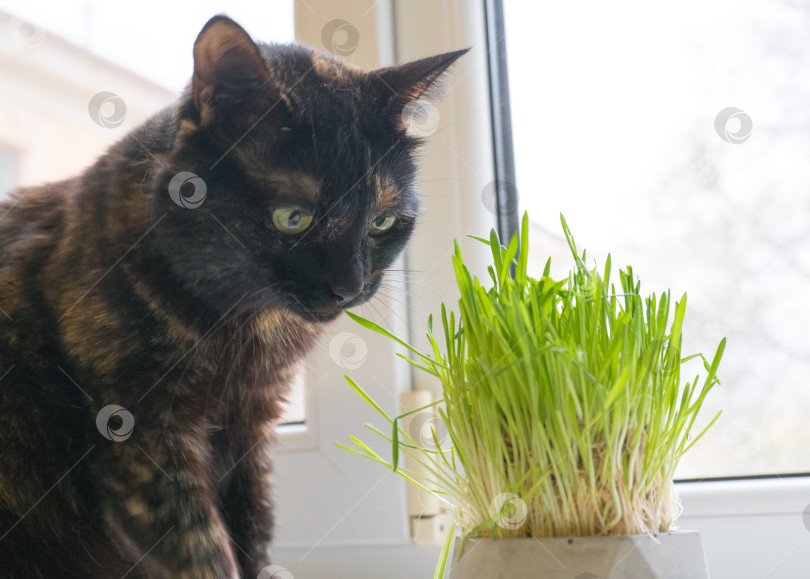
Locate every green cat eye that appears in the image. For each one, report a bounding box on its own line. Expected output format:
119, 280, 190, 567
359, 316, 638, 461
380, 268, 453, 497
369, 214, 396, 234
273, 207, 313, 234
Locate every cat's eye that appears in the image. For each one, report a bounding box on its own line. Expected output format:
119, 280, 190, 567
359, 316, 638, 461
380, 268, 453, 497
272, 207, 313, 234
369, 214, 396, 234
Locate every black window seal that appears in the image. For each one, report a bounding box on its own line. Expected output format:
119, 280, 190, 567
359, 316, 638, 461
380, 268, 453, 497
484, 0, 519, 244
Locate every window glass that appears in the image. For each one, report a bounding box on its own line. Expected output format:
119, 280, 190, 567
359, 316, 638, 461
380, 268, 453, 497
503, 0, 810, 478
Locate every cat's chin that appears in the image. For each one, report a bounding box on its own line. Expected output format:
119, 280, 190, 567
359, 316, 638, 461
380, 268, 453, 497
306, 308, 344, 323
284, 302, 344, 324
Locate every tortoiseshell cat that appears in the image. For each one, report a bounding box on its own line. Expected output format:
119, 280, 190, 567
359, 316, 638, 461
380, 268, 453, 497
0, 15, 465, 578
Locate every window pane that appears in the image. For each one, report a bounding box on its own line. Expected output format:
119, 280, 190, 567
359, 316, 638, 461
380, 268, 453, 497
282, 364, 306, 425
1, 2, 304, 424
503, 0, 810, 478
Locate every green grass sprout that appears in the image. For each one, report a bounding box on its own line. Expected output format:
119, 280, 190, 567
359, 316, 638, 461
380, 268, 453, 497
337, 212, 725, 557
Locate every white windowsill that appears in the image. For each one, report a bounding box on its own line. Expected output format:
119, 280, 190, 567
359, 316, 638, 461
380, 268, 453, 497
273, 477, 810, 578
677, 475, 810, 518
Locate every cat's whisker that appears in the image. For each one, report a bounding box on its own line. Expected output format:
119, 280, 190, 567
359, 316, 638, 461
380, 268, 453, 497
381, 274, 440, 288
372, 287, 409, 305
374, 284, 420, 307
376, 282, 422, 297
376, 286, 435, 312
380, 276, 445, 300
383, 270, 433, 278
359, 297, 407, 333
383, 268, 442, 285
363, 298, 387, 325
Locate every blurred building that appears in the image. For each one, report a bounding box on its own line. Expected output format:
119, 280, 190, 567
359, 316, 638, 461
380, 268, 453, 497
0, 8, 176, 199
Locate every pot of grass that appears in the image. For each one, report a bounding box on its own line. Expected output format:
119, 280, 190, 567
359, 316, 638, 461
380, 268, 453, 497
337, 213, 725, 579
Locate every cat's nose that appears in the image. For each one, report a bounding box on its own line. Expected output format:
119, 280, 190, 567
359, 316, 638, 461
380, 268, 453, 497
330, 276, 364, 307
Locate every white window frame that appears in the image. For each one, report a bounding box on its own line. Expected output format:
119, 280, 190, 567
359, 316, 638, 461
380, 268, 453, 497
274, 1, 810, 578
272, 2, 496, 576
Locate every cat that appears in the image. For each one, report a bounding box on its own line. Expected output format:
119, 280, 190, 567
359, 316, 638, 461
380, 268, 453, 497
0, 14, 466, 578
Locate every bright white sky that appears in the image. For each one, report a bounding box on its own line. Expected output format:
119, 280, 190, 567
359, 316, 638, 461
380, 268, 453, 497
503, 0, 810, 477
503, 0, 773, 242
0, 0, 295, 92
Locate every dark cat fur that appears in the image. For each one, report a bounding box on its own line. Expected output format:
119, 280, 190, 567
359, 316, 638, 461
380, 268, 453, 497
0, 15, 466, 578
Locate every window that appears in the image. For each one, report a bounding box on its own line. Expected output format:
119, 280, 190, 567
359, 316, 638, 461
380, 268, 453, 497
502, 0, 810, 480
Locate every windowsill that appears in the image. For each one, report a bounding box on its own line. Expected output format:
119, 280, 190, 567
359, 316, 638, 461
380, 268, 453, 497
271, 476, 810, 578
675, 475, 810, 577
275, 421, 318, 453
677, 475, 810, 518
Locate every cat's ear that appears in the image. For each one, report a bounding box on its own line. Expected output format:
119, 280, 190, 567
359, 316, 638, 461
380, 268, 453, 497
375, 48, 470, 132
192, 15, 271, 124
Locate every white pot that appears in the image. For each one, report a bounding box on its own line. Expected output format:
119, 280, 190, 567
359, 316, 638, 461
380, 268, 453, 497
449, 531, 710, 579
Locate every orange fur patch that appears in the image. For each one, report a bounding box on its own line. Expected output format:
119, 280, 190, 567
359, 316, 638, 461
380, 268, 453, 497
375, 174, 402, 213
246, 171, 322, 204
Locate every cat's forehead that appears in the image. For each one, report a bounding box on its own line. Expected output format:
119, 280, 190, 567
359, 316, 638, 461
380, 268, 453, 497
228, 45, 416, 217
267, 170, 401, 209
251, 172, 321, 204
239, 159, 403, 215
309, 50, 366, 85
262, 44, 368, 100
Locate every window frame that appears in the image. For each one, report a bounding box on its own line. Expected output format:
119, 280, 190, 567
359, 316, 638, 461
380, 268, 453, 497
482, 0, 519, 242
270, 0, 498, 576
